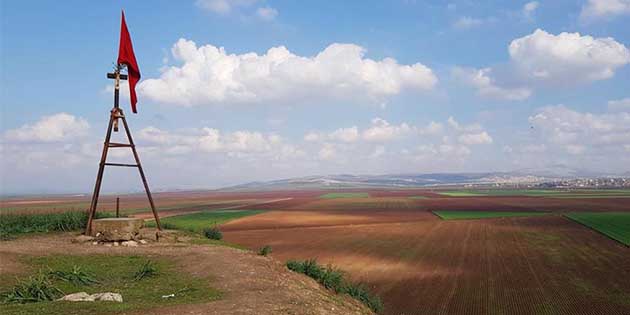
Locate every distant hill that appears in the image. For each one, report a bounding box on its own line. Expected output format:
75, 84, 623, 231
221, 172, 558, 191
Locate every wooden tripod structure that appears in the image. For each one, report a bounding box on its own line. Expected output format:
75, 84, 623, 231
85, 64, 162, 235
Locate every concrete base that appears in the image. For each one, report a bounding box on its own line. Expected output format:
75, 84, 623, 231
90, 218, 144, 241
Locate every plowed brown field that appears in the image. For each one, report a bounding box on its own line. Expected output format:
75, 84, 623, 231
221, 190, 630, 315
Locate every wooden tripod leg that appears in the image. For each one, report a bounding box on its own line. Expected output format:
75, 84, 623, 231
120, 113, 162, 230
85, 112, 115, 235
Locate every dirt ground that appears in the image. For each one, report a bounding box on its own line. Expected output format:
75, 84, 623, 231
0, 233, 372, 315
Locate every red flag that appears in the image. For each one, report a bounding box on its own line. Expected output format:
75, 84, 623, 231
117, 11, 141, 113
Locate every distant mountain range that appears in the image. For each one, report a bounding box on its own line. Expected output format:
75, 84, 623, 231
221, 168, 630, 191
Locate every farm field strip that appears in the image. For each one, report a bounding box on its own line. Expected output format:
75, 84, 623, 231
145, 209, 264, 232
319, 192, 370, 199
565, 212, 630, 246
434, 211, 550, 220
438, 189, 630, 198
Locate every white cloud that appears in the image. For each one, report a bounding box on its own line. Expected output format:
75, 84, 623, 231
138, 39, 437, 106
256, 6, 278, 20
453, 16, 484, 29
453, 67, 532, 101
330, 127, 360, 143
304, 126, 360, 143
509, 29, 630, 83
580, 0, 630, 20
318, 143, 336, 161
566, 144, 586, 155
608, 98, 630, 112
529, 105, 630, 152
138, 126, 289, 155
458, 131, 493, 145
523, 1, 539, 19
3, 113, 89, 143
362, 118, 414, 142
195, 0, 259, 14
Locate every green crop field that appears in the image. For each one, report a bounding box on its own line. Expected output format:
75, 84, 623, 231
434, 211, 549, 220
146, 209, 263, 232
319, 192, 370, 199
565, 212, 630, 246
438, 192, 486, 197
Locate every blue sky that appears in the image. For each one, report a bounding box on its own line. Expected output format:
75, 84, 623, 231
1, 0, 630, 194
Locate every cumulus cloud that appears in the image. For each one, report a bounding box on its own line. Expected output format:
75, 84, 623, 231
256, 6, 278, 20
138, 126, 299, 157
608, 98, 630, 112
138, 39, 437, 106
458, 131, 493, 145
509, 29, 630, 83
529, 105, 630, 154
452, 16, 485, 29
522, 1, 539, 19
3, 113, 89, 143
362, 118, 414, 142
453, 67, 532, 101
580, 0, 630, 21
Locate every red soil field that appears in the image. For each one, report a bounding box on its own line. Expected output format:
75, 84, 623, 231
221, 190, 630, 315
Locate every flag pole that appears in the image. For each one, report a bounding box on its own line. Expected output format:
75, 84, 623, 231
84, 13, 161, 236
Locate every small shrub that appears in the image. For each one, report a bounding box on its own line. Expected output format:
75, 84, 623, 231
286, 260, 305, 273
1, 273, 63, 304
258, 245, 272, 256
286, 259, 383, 313
203, 226, 222, 240
320, 266, 345, 293
133, 260, 158, 281
344, 283, 384, 313
49, 265, 99, 286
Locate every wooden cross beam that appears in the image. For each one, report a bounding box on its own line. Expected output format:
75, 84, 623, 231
106, 65, 127, 131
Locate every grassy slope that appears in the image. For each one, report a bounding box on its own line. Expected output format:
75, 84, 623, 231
146, 209, 263, 232
565, 212, 630, 246
0, 255, 220, 315
319, 193, 370, 199
434, 211, 549, 220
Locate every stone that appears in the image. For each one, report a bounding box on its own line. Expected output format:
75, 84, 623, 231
57, 292, 123, 303
139, 239, 148, 244
113, 242, 119, 247
58, 292, 94, 302
91, 292, 123, 302
90, 218, 144, 241
72, 235, 95, 243
121, 240, 138, 247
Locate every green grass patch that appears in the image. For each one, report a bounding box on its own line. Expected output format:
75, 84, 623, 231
319, 192, 370, 199
0, 211, 113, 240
434, 210, 549, 220
565, 212, 630, 246
408, 196, 430, 200
0, 255, 220, 315
145, 209, 263, 233
438, 192, 485, 197
286, 259, 383, 313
